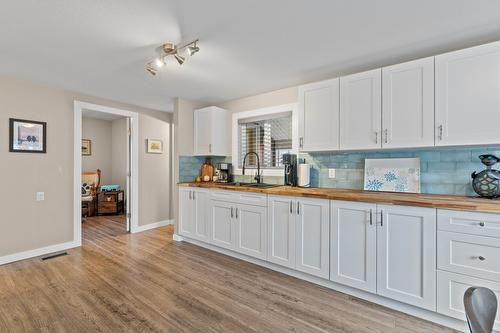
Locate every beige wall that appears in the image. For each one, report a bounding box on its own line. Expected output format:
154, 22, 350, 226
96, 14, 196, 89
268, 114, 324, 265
82, 117, 113, 184
0, 76, 172, 258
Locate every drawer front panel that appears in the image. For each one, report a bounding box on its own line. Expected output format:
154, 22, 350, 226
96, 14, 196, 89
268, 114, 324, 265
437, 270, 500, 331
210, 189, 266, 206
438, 209, 500, 238
438, 231, 500, 282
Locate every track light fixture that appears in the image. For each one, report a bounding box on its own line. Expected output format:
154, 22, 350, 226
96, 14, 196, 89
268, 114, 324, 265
145, 39, 199, 75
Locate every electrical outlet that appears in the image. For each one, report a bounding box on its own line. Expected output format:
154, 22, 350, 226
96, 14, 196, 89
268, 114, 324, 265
328, 169, 336, 179
36, 192, 45, 201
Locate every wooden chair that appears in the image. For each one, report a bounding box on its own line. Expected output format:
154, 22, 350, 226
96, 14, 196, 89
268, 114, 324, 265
464, 286, 498, 333
82, 169, 101, 218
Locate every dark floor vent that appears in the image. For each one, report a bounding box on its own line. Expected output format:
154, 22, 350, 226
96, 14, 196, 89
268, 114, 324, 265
41, 252, 68, 261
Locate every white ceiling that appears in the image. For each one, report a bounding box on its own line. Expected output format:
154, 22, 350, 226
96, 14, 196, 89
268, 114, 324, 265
2, 1, 500, 112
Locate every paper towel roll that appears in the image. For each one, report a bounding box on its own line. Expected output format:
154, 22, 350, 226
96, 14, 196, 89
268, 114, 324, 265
298, 164, 310, 187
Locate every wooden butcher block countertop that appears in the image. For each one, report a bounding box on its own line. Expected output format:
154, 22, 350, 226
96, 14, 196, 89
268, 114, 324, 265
178, 182, 500, 214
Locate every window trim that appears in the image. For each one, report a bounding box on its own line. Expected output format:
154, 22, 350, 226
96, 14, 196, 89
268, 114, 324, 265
232, 103, 298, 177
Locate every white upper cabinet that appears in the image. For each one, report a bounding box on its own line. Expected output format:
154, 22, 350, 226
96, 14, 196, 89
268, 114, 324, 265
382, 57, 435, 148
377, 205, 437, 311
298, 78, 340, 151
193, 106, 230, 156
340, 69, 382, 150
330, 201, 377, 293
436, 41, 500, 146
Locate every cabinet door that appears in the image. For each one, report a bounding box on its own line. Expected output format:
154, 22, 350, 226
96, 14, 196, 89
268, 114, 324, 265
178, 188, 195, 237
193, 189, 210, 242
267, 196, 296, 269
298, 78, 340, 151
193, 109, 211, 155
382, 57, 435, 148
234, 204, 267, 260
295, 198, 330, 279
340, 69, 382, 150
377, 205, 436, 311
209, 200, 235, 250
436, 41, 500, 146
330, 201, 377, 293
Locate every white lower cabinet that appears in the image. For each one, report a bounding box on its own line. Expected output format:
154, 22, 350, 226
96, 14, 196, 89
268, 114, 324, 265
179, 187, 210, 241
330, 201, 437, 311
268, 195, 329, 279
377, 205, 437, 311
330, 201, 377, 293
210, 200, 236, 250
235, 204, 267, 260
437, 270, 500, 331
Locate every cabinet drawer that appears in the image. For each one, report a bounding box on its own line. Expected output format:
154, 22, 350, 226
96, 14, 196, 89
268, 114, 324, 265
438, 209, 500, 238
438, 231, 500, 282
99, 202, 118, 213
210, 189, 267, 206
437, 270, 500, 331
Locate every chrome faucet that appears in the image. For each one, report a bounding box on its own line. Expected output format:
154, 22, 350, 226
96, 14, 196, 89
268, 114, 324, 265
242, 152, 262, 183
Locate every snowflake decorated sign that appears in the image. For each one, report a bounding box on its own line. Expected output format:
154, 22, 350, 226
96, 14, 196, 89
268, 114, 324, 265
363, 158, 421, 193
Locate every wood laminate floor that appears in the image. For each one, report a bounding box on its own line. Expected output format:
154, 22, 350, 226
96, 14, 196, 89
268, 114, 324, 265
0, 215, 458, 332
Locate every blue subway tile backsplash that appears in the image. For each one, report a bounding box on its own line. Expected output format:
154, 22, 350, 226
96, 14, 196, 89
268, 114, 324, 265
179, 146, 500, 196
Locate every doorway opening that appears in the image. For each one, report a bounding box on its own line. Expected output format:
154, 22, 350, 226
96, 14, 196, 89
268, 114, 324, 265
74, 101, 139, 245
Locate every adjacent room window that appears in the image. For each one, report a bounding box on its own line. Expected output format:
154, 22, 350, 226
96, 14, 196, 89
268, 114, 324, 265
238, 111, 292, 169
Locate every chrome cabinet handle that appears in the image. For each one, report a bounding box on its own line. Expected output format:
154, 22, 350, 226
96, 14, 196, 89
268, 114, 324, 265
235, 208, 238, 219
209, 143, 212, 153
296, 201, 300, 215
231, 207, 234, 218
384, 129, 388, 144
438, 125, 443, 140
192, 191, 195, 200
375, 131, 378, 144
289, 201, 292, 214
189, 191, 192, 200
380, 210, 383, 227
369, 209, 373, 225
299, 137, 303, 148
478, 256, 486, 261
479, 222, 485, 227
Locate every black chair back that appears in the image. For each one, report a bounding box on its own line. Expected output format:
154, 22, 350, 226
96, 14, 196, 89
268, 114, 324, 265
464, 287, 498, 333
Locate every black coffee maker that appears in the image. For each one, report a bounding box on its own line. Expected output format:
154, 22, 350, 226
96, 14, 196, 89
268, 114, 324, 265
283, 153, 297, 186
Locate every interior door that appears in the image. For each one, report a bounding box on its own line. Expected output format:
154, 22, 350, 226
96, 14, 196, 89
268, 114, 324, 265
330, 201, 377, 292
126, 117, 131, 232
267, 196, 296, 269
382, 57, 435, 148
234, 203, 267, 260
295, 197, 330, 279
377, 204, 437, 311
210, 199, 235, 250
340, 68, 382, 150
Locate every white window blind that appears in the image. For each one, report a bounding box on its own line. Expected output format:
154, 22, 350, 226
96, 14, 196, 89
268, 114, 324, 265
238, 111, 292, 169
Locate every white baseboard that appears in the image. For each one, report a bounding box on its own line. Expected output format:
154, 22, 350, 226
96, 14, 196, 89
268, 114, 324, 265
173, 234, 184, 242
132, 219, 173, 233
180, 236, 468, 333
0, 240, 80, 266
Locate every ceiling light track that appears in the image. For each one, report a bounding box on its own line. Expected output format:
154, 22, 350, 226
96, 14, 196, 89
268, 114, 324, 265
146, 39, 199, 76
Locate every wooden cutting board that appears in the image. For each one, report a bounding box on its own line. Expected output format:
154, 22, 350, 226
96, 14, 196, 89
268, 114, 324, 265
200, 160, 214, 181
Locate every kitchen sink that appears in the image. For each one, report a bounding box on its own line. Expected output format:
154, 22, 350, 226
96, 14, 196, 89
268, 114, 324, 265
229, 182, 280, 188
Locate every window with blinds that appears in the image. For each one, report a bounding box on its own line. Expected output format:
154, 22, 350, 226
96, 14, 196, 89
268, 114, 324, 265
238, 111, 292, 169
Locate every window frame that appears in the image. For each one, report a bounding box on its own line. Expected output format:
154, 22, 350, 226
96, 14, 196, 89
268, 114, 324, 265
232, 103, 298, 177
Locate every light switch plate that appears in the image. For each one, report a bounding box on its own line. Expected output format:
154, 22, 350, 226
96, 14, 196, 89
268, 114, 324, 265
36, 192, 45, 201
328, 169, 336, 179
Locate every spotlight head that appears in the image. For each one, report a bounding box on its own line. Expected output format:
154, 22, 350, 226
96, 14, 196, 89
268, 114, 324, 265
154, 57, 165, 68
146, 64, 157, 76
174, 54, 185, 65
187, 44, 200, 56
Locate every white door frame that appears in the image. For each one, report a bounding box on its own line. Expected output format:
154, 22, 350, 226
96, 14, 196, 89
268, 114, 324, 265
74, 101, 140, 245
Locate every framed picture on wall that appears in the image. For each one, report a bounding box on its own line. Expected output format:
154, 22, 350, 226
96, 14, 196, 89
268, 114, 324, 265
9, 118, 47, 153
82, 139, 92, 156
147, 139, 163, 154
